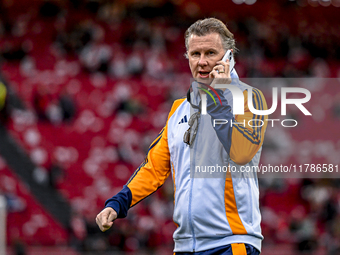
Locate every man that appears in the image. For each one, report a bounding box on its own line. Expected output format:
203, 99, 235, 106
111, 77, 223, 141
96, 18, 268, 255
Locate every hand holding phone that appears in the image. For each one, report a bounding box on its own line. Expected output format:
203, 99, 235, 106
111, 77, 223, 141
220, 49, 235, 73
209, 50, 234, 90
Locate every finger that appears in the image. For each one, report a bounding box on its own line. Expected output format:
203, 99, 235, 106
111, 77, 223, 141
102, 222, 113, 232
213, 64, 224, 73
96, 213, 106, 231
107, 209, 117, 222
216, 60, 230, 74
97, 216, 113, 232
209, 69, 219, 79
216, 60, 229, 67
216, 60, 227, 66
96, 214, 104, 231
212, 67, 224, 74
96, 209, 113, 232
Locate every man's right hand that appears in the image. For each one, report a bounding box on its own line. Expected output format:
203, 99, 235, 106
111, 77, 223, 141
95, 207, 118, 232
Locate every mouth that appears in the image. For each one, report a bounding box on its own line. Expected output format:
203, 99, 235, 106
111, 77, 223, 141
198, 71, 210, 79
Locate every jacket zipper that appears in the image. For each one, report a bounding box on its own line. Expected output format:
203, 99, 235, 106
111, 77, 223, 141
188, 110, 200, 252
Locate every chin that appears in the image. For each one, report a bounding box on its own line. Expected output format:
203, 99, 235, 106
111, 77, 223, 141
196, 77, 212, 85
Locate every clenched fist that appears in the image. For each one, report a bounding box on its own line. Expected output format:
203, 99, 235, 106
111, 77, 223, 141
95, 207, 118, 232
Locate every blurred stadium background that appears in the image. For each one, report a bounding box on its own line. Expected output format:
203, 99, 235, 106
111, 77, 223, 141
0, 0, 340, 254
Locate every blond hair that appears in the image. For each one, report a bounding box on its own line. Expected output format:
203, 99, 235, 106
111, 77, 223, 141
184, 18, 236, 58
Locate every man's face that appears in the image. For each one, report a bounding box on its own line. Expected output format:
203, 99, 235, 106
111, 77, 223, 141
187, 32, 225, 82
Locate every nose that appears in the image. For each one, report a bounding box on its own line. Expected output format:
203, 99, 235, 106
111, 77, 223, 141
198, 55, 208, 67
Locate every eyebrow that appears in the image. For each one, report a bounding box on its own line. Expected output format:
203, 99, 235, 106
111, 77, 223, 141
189, 48, 218, 53
206, 49, 217, 52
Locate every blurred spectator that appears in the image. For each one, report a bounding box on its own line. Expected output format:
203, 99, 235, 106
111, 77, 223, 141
0, 186, 26, 213
13, 239, 27, 255
1, 44, 26, 61
48, 160, 64, 189
309, 58, 331, 77
116, 98, 144, 117
55, 20, 99, 55
84, 218, 110, 252
33, 84, 76, 124
79, 25, 112, 73
46, 101, 63, 125
3, 192, 27, 213
109, 51, 129, 78
289, 206, 318, 254
59, 89, 76, 122
33, 84, 53, 121
32, 166, 49, 186
332, 93, 340, 119
69, 210, 87, 251
97, 2, 126, 24
126, 50, 144, 77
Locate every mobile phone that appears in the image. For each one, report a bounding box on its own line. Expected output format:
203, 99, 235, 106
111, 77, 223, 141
221, 50, 235, 72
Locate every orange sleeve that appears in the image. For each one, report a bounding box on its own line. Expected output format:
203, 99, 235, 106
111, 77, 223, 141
127, 98, 185, 207
229, 88, 268, 165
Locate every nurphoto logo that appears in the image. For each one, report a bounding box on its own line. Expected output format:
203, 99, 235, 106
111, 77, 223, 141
200, 82, 312, 128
